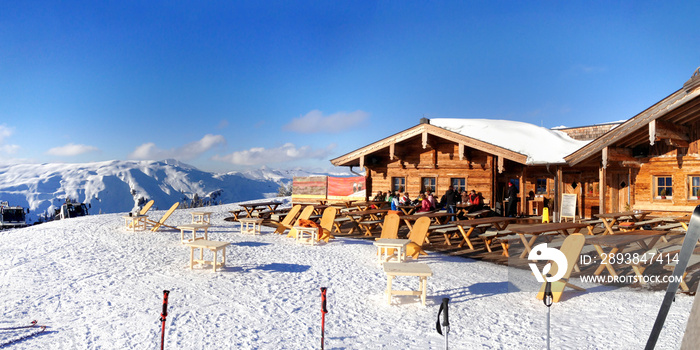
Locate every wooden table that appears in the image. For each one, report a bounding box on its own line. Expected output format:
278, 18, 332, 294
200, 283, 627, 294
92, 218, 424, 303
239, 201, 282, 218
510, 222, 589, 258
451, 217, 516, 249
191, 211, 212, 224
352, 201, 389, 210
293, 226, 320, 245
374, 239, 410, 264
176, 223, 211, 244
345, 209, 389, 236
595, 210, 652, 235
397, 205, 420, 215
585, 230, 666, 280
184, 239, 230, 272
122, 214, 148, 231
383, 262, 432, 306
238, 217, 264, 235
400, 212, 456, 231
455, 203, 476, 217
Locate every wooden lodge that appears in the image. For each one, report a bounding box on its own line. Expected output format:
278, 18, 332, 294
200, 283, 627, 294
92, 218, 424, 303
331, 67, 700, 220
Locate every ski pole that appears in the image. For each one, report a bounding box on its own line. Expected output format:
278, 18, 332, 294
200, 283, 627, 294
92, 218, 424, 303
160, 290, 170, 350
436, 298, 450, 350
544, 279, 553, 350
321, 287, 328, 350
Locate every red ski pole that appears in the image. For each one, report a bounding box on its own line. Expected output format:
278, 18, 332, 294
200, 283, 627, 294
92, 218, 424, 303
160, 290, 170, 350
320, 287, 328, 350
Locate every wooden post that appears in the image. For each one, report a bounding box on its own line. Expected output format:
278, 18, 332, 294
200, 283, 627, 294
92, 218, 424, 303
520, 167, 526, 217
556, 166, 563, 222
599, 165, 607, 214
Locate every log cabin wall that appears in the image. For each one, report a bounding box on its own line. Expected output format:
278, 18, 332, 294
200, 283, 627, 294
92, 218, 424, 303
364, 136, 496, 204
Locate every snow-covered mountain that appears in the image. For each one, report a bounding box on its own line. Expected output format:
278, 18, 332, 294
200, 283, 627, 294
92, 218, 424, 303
0, 159, 329, 223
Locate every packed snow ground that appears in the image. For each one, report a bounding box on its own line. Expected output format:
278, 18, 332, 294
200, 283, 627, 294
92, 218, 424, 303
0, 199, 694, 349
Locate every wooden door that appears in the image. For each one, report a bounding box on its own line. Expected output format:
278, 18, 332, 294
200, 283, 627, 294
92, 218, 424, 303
612, 173, 629, 212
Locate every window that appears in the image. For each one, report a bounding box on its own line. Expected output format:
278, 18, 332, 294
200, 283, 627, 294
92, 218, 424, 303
451, 178, 466, 193
655, 176, 673, 199
421, 177, 436, 194
536, 178, 547, 194
690, 176, 700, 200
392, 177, 405, 193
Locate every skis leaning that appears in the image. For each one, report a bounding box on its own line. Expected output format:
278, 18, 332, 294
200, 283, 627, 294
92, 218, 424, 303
645, 205, 700, 350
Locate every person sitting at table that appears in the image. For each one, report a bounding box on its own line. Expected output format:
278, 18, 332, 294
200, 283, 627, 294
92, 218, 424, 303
373, 191, 385, 202
390, 193, 400, 211
426, 190, 437, 210
468, 190, 483, 211
399, 192, 410, 205
417, 194, 432, 212
386, 190, 395, 203
461, 189, 469, 204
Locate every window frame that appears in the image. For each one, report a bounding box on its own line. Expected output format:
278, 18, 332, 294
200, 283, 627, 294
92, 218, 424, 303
391, 177, 405, 193
654, 175, 673, 199
535, 178, 547, 195
421, 177, 436, 194
451, 178, 466, 193
689, 176, 700, 200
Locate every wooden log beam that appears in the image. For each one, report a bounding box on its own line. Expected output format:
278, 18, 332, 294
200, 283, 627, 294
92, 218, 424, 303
389, 142, 395, 161
458, 143, 464, 161
649, 119, 690, 147
497, 157, 504, 174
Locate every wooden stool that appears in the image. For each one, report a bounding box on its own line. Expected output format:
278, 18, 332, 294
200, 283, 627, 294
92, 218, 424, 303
383, 262, 433, 306
184, 240, 230, 272
176, 224, 210, 243
239, 218, 264, 235
191, 211, 213, 224
373, 239, 410, 265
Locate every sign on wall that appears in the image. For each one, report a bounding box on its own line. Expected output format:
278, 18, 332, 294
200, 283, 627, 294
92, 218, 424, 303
327, 176, 366, 201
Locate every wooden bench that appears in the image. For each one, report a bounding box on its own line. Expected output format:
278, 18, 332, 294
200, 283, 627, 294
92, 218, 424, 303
225, 209, 245, 221
383, 262, 433, 306
479, 230, 513, 254
184, 239, 230, 273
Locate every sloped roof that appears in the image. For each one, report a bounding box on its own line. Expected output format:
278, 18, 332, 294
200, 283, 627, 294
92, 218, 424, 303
430, 118, 590, 164
330, 118, 590, 167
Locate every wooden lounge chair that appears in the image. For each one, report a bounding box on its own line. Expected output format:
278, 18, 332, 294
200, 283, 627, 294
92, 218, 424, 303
536, 233, 586, 303
269, 205, 302, 234
287, 205, 315, 238
146, 202, 180, 232
406, 216, 431, 259
317, 207, 338, 243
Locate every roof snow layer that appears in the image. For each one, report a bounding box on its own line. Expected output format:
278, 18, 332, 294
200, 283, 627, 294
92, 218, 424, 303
430, 118, 591, 165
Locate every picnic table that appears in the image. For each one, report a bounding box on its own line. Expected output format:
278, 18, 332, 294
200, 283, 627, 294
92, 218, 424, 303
327, 200, 358, 208
450, 217, 516, 249
400, 212, 456, 231
585, 230, 667, 280
595, 210, 652, 235
455, 203, 476, 217
397, 204, 420, 215
239, 201, 282, 218
509, 222, 589, 258
352, 201, 389, 210
344, 208, 389, 236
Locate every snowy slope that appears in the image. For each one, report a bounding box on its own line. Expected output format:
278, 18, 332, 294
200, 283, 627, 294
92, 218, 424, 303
0, 160, 328, 224
0, 201, 693, 349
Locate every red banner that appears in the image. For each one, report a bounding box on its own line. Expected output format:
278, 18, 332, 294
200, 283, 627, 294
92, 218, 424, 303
328, 176, 365, 200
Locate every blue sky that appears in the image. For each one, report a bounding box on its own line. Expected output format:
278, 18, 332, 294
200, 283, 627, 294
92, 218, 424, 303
1, 1, 699, 173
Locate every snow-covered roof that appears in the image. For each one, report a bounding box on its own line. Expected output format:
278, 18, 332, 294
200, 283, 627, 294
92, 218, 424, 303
430, 118, 591, 165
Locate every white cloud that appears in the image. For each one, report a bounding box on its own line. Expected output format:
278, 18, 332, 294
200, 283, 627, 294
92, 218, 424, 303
128, 134, 226, 161
212, 143, 336, 166
283, 110, 369, 133
46, 143, 100, 156
0, 124, 20, 155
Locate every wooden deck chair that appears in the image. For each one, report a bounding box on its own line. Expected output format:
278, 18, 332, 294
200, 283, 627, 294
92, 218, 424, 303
270, 205, 302, 234
406, 216, 431, 259
536, 233, 586, 303
146, 202, 180, 232
287, 205, 315, 238
374, 213, 401, 255
128, 200, 155, 228
318, 207, 338, 243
